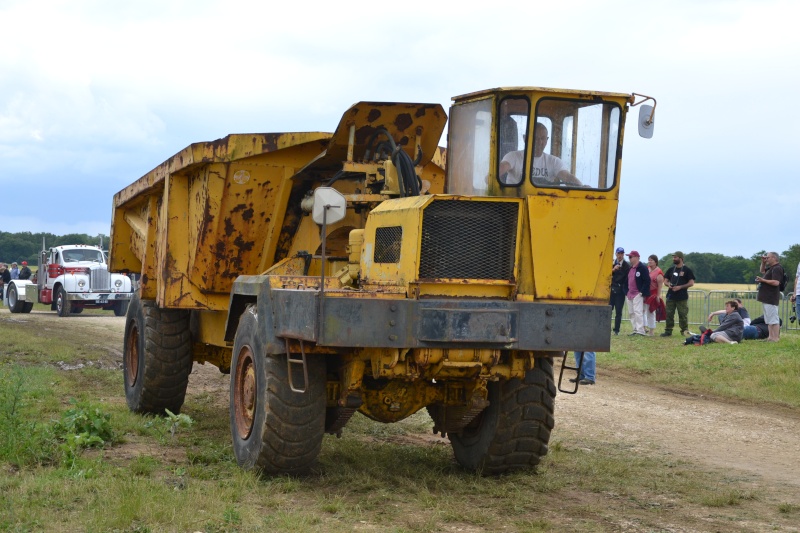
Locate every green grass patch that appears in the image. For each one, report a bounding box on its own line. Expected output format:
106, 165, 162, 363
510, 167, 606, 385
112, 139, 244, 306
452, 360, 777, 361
604, 324, 800, 408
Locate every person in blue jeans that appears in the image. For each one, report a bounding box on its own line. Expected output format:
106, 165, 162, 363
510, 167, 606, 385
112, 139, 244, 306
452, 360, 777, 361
570, 351, 595, 385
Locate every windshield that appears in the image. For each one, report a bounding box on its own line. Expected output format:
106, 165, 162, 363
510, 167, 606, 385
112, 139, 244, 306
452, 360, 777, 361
62, 249, 105, 263
448, 95, 622, 194
527, 98, 621, 190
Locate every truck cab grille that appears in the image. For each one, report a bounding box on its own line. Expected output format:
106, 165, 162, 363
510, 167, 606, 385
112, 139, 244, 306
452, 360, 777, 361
91, 268, 111, 291
419, 200, 518, 280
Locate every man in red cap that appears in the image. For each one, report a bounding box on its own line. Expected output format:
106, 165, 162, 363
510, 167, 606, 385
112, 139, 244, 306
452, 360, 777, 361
625, 251, 651, 336
19, 261, 32, 280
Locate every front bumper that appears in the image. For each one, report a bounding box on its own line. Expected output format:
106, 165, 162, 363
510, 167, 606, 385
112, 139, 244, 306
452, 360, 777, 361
232, 276, 611, 353
67, 291, 133, 303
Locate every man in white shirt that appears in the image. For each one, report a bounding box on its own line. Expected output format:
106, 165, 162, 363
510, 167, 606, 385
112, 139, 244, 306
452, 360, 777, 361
499, 123, 582, 186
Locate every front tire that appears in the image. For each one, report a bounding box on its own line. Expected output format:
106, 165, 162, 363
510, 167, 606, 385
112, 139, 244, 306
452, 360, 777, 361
230, 305, 326, 475
123, 293, 193, 414
449, 357, 556, 475
56, 287, 72, 317
113, 300, 129, 317
7, 284, 26, 313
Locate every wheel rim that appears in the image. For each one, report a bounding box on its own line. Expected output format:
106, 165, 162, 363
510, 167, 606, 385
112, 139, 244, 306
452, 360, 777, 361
57, 292, 64, 313
126, 322, 140, 386
234, 346, 257, 440
8, 287, 17, 307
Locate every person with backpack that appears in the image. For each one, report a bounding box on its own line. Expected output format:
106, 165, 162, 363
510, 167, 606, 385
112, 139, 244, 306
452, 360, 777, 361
755, 251, 784, 342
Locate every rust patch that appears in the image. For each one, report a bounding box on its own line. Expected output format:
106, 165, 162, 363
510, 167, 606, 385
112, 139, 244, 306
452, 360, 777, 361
224, 218, 235, 237
263, 134, 280, 153
367, 109, 382, 122
233, 235, 255, 253
415, 107, 427, 118
394, 113, 413, 132
242, 208, 254, 221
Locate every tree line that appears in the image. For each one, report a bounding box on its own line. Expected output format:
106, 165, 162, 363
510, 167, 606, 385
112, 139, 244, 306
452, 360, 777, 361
0, 231, 109, 265
1, 231, 797, 290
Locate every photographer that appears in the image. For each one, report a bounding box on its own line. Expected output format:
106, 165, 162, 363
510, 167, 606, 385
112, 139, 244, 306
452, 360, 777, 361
755, 252, 784, 342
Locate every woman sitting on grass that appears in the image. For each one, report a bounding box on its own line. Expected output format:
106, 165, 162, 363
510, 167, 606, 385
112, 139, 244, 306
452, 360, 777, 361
699, 300, 744, 344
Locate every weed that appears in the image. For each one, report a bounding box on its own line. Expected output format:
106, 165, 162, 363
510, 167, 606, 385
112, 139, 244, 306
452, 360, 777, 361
143, 409, 194, 443
51, 399, 115, 468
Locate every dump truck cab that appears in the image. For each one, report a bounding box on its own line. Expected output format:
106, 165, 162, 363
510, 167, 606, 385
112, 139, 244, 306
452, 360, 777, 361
111, 86, 655, 476
447, 87, 629, 305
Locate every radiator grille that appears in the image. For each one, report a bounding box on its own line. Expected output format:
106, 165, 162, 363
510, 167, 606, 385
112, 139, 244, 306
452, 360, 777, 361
419, 200, 518, 280
91, 268, 110, 291
374, 226, 402, 263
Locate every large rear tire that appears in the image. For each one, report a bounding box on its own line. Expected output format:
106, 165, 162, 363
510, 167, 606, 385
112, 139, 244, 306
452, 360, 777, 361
56, 286, 72, 317
449, 357, 556, 475
123, 293, 193, 415
230, 306, 326, 475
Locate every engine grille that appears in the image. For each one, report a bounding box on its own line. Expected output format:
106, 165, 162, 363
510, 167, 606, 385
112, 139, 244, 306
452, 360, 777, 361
419, 200, 518, 280
91, 268, 110, 291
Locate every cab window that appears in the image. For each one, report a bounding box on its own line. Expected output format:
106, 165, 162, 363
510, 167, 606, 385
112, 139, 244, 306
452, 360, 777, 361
496, 97, 529, 186
533, 99, 621, 190
446, 98, 493, 195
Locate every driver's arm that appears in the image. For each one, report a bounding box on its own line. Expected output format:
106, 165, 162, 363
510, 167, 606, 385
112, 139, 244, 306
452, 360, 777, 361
556, 170, 582, 186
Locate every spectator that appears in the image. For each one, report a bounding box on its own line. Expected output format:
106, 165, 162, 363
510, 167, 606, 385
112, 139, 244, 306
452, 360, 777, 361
609, 247, 630, 335
742, 315, 781, 340
791, 261, 800, 324
10, 262, 19, 279
661, 251, 696, 337
700, 300, 744, 344
18, 261, 32, 280
0, 263, 9, 302
625, 251, 650, 336
645, 254, 664, 336
707, 298, 750, 326
755, 251, 784, 342
569, 351, 596, 385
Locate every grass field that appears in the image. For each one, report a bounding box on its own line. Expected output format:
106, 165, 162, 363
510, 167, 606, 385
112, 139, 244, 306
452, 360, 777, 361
2, 312, 799, 531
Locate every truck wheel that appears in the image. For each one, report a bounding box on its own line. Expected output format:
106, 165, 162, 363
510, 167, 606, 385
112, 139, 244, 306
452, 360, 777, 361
22, 302, 33, 313
230, 306, 326, 475
114, 300, 129, 317
123, 294, 193, 415
449, 357, 556, 475
7, 284, 25, 313
71, 307, 84, 314
56, 287, 72, 317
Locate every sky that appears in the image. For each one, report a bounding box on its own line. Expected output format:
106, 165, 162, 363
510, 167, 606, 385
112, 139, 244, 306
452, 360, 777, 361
1, 0, 798, 258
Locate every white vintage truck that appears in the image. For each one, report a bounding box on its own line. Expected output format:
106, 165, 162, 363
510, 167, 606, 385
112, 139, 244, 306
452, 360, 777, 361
4, 244, 133, 316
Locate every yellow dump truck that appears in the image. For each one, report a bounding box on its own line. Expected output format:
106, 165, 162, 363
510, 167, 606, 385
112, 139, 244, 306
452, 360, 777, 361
111, 87, 655, 475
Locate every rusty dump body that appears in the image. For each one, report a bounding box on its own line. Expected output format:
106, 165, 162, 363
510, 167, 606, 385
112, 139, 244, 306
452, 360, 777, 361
110, 102, 449, 370
113, 88, 644, 475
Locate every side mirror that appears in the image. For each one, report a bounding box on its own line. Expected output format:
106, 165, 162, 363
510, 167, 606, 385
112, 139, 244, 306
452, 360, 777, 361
638, 104, 655, 139
312, 187, 347, 225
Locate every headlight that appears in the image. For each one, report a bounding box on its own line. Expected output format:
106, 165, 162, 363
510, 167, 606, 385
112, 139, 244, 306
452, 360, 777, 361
78, 280, 86, 288
115, 279, 123, 288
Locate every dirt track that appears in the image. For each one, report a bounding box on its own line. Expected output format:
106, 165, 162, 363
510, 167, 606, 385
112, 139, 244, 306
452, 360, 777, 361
4, 308, 800, 499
